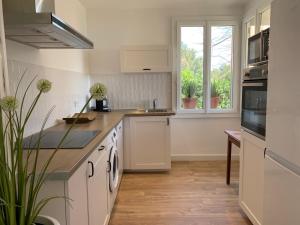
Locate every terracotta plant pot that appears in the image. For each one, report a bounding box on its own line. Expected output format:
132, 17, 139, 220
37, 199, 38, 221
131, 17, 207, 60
211, 97, 220, 109
182, 98, 197, 109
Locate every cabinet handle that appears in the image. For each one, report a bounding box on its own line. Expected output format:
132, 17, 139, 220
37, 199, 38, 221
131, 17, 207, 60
143, 68, 151, 71
167, 118, 170, 126
88, 161, 94, 178
98, 145, 105, 151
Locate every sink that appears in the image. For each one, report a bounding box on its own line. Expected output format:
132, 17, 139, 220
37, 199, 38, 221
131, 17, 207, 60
144, 109, 168, 113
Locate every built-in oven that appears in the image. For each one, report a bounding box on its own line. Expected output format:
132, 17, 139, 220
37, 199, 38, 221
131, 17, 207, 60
242, 63, 268, 140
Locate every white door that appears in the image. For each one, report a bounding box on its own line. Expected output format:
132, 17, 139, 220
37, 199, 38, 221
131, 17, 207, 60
87, 154, 109, 225
130, 117, 171, 170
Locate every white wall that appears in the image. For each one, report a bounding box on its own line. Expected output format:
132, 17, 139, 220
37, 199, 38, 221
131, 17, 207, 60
87, 6, 242, 160
171, 117, 240, 160
6, 0, 91, 136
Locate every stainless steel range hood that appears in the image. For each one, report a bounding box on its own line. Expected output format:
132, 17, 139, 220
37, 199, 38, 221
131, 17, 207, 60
3, 0, 94, 49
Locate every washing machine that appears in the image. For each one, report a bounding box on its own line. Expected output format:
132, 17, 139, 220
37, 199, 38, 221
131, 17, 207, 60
107, 128, 119, 211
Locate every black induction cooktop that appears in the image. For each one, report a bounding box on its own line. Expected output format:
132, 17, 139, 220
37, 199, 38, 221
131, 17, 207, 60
23, 130, 101, 150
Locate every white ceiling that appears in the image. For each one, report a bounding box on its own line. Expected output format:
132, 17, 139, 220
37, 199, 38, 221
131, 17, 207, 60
79, 0, 250, 10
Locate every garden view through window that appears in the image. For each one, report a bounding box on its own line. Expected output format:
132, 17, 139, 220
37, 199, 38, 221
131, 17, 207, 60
180, 24, 234, 111
180, 27, 204, 109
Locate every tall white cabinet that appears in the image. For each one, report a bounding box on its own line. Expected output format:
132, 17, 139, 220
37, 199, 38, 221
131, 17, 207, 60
124, 116, 171, 171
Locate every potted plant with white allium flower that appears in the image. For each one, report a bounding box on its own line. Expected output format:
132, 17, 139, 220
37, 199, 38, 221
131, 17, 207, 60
0, 74, 107, 225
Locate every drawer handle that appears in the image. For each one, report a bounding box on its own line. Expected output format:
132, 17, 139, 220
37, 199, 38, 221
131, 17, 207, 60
88, 161, 94, 178
98, 145, 105, 151
143, 68, 151, 71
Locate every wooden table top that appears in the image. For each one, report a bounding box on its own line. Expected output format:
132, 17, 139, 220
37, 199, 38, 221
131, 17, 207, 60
224, 129, 241, 143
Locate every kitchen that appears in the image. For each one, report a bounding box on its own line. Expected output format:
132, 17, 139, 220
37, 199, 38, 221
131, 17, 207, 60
0, 0, 299, 225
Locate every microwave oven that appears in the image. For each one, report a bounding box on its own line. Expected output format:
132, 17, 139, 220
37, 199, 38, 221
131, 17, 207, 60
248, 28, 270, 66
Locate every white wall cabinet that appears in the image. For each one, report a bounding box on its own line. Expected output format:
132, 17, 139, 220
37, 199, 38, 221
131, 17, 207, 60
120, 46, 171, 73
124, 116, 171, 170
239, 130, 266, 225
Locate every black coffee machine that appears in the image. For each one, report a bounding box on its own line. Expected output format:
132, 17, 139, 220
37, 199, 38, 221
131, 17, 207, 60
95, 97, 111, 112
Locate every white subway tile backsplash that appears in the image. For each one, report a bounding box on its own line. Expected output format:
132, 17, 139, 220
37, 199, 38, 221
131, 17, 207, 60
7, 60, 172, 136
90, 73, 172, 110
8, 60, 90, 136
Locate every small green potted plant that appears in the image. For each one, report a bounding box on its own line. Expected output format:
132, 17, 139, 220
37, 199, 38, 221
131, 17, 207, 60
210, 80, 220, 109
182, 80, 197, 109
0, 74, 107, 225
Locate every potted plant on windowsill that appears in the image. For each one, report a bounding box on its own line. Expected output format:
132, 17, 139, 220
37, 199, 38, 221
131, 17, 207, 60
210, 80, 220, 109
182, 80, 197, 109
0, 74, 107, 225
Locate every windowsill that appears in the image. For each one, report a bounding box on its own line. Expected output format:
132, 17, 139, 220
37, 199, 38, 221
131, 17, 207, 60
173, 110, 241, 119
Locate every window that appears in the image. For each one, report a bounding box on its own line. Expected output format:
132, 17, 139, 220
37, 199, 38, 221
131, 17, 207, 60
177, 20, 239, 113
180, 26, 204, 110
210, 26, 233, 109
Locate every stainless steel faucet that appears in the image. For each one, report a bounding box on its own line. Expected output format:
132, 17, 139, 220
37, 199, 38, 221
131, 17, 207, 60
153, 98, 159, 109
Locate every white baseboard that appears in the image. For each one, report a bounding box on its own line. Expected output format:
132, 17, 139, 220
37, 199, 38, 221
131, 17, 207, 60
171, 154, 240, 161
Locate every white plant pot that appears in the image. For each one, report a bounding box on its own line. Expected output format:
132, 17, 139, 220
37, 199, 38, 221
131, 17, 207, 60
35, 215, 60, 225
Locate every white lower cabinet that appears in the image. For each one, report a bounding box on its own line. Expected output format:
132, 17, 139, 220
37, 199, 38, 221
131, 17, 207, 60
239, 130, 266, 225
38, 138, 110, 225
124, 116, 171, 170
87, 147, 109, 225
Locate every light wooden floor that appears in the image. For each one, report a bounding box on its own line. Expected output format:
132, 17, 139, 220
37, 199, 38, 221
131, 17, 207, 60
109, 161, 252, 225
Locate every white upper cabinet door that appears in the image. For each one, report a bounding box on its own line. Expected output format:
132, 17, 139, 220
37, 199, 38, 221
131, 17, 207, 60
128, 116, 171, 170
120, 46, 172, 73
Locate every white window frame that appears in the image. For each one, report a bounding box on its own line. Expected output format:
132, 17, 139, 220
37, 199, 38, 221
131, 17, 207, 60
174, 17, 241, 116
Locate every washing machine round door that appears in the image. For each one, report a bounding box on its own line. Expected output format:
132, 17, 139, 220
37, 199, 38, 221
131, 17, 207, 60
108, 145, 119, 192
